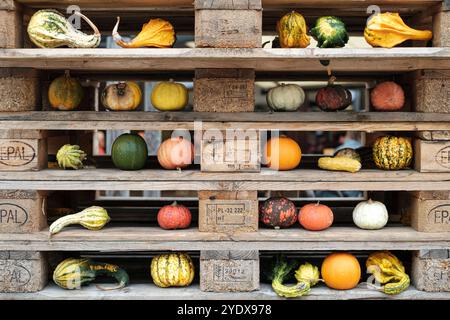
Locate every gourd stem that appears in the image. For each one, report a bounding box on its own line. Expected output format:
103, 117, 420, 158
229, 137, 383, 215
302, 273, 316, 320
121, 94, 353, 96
328, 76, 336, 86
64, 70, 71, 78
112, 17, 128, 47
171, 201, 178, 206
74, 11, 100, 37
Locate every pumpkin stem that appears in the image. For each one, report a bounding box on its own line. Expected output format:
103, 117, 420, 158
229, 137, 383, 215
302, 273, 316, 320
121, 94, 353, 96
64, 70, 71, 78
171, 201, 178, 206
169, 78, 174, 83
328, 76, 336, 86
262, 40, 270, 48
74, 11, 100, 38
116, 82, 127, 96
316, 200, 320, 206
367, 198, 373, 204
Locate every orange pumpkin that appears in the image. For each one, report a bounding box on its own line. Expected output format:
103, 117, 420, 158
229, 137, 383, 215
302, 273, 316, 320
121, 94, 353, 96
371, 81, 405, 111
321, 252, 361, 290
264, 136, 302, 170
299, 203, 334, 231
157, 136, 194, 170
157, 201, 192, 230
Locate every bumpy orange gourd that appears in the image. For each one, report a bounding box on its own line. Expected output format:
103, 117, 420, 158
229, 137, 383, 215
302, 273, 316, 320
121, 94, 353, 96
157, 136, 194, 170
321, 252, 361, 290
48, 71, 84, 111
113, 17, 175, 48
265, 136, 302, 171
276, 11, 310, 48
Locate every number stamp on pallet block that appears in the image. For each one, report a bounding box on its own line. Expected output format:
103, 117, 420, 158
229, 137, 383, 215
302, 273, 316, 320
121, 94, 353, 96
198, 191, 258, 232
412, 250, 450, 292
200, 250, 259, 292
414, 139, 450, 172
0, 190, 47, 234
195, 0, 262, 48
0, 251, 48, 293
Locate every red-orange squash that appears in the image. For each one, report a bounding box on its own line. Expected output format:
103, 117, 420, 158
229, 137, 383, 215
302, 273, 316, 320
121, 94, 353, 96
371, 81, 405, 111
264, 136, 302, 171
157, 136, 194, 170
298, 203, 334, 231
321, 252, 361, 290
259, 197, 297, 229
157, 201, 192, 230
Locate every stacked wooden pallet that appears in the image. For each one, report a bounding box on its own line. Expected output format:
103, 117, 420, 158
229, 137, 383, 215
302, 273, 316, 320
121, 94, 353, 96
0, 0, 450, 299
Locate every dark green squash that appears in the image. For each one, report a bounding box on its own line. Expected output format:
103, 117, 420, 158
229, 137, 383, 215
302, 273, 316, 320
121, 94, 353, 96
259, 197, 297, 229
310, 16, 349, 48
111, 133, 148, 170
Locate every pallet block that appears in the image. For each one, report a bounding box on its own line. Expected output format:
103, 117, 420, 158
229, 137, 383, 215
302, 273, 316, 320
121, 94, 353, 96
433, 10, 450, 47
413, 70, 450, 113
0, 68, 40, 112
198, 190, 258, 232
0, 251, 48, 292
195, 0, 262, 48
412, 250, 450, 292
0, 1, 22, 49
414, 139, 450, 172
200, 250, 259, 292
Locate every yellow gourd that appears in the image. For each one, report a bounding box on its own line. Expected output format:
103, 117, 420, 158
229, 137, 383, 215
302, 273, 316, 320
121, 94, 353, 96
364, 12, 432, 48
318, 157, 361, 173
151, 80, 188, 111
276, 11, 310, 48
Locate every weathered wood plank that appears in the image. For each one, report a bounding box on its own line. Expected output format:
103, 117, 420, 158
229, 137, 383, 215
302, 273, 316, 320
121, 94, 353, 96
1, 48, 450, 72
195, 0, 261, 10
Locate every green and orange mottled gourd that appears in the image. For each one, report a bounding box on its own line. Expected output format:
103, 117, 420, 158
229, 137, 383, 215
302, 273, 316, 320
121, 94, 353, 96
373, 136, 412, 170
151, 253, 194, 288
260, 197, 298, 228
49, 206, 110, 236
53, 258, 129, 290
48, 71, 84, 111
276, 11, 310, 48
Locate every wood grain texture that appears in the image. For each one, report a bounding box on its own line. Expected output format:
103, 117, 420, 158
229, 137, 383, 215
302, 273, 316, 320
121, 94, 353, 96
433, 10, 450, 47
412, 251, 450, 292
415, 139, 450, 172
0, 69, 39, 111
0, 138, 47, 171
0, 9, 22, 49
1, 48, 450, 72
195, 0, 261, 10
406, 191, 450, 232
413, 70, 450, 113
1, 226, 450, 251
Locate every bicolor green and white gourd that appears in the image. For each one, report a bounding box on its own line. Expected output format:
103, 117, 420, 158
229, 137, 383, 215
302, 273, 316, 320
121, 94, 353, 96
49, 206, 110, 236
56, 144, 87, 170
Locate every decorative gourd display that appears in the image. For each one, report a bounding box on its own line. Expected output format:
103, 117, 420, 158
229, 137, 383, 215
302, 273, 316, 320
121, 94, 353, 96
48, 71, 84, 111
111, 133, 148, 170
53, 258, 129, 290
373, 136, 412, 170
56, 144, 87, 170
276, 11, 310, 48
318, 157, 361, 173
102, 82, 142, 111
310, 16, 349, 48
27, 10, 101, 48
49, 206, 110, 236
259, 197, 297, 229
266, 84, 306, 112
157, 136, 194, 170
264, 136, 302, 171
352, 199, 388, 230
364, 12, 432, 48
334, 148, 361, 162
113, 17, 175, 48
151, 80, 188, 111
321, 252, 361, 290
298, 202, 334, 231
271, 256, 313, 298
371, 81, 405, 111
157, 201, 192, 230
366, 251, 410, 295
151, 253, 194, 288
316, 77, 352, 111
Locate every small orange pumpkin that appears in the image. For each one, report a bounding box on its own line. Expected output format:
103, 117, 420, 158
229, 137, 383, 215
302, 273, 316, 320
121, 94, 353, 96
321, 252, 361, 290
299, 202, 334, 231
157, 201, 192, 230
264, 136, 302, 171
157, 136, 194, 170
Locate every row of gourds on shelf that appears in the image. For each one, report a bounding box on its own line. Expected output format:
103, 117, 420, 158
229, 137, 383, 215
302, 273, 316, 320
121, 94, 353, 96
51, 251, 411, 297
27, 9, 432, 49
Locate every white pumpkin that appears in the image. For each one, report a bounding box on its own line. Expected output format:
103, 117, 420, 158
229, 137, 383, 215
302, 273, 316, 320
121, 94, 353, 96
266, 83, 306, 111
352, 199, 388, 230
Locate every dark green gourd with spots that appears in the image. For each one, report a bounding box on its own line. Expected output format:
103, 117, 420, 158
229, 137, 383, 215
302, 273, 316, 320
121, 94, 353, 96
27, 10, 101, 48
373, 136, 413, 170
310, 16, 349, 48
111, 133, 148, 170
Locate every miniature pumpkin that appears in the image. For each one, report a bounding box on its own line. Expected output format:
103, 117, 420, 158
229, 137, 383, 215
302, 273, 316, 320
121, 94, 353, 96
113, 17, 175, 48
151, 80, 188, 111
102, 82, 142, 111
316, 76, 352, 111
298, 203, 334, 231
373, 136, 412, 170
260, 197, 297, 229
157, 201, 192, 230
151, 253, 194, 288
264, 136, 302, 171
111, 133, 148, 170
157, 136, 194, 170
371, 81, 405, 111
321, 252, 361, 290
48, 71, 84, 111
276, 11, 310, 48
266, 84, 306, 111
352, 199, 388, 230
310, 16, 349, 48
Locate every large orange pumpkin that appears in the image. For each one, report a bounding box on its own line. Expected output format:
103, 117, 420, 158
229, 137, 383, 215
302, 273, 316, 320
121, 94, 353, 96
264, 136, 301, 170
321, 252, 361, 290
157, 201, 192, 230
299, 203, 334, 231
157, 136, 194, 170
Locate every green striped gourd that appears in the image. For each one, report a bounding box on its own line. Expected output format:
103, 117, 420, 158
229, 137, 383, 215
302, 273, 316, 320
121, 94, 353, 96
56, 144, 87, 170
373, 136, 413, 170
27, 10, 101, 48
49, 206, 110, 236
151, 253, 194, 288
53, 258, 129, 290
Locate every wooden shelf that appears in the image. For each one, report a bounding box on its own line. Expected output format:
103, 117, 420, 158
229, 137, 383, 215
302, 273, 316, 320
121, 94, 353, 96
1, 111, 450, 131
1, 283, 449, 300
1, 226, 449, 251
1, 48, 450, 72
0, 168, 449, 191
